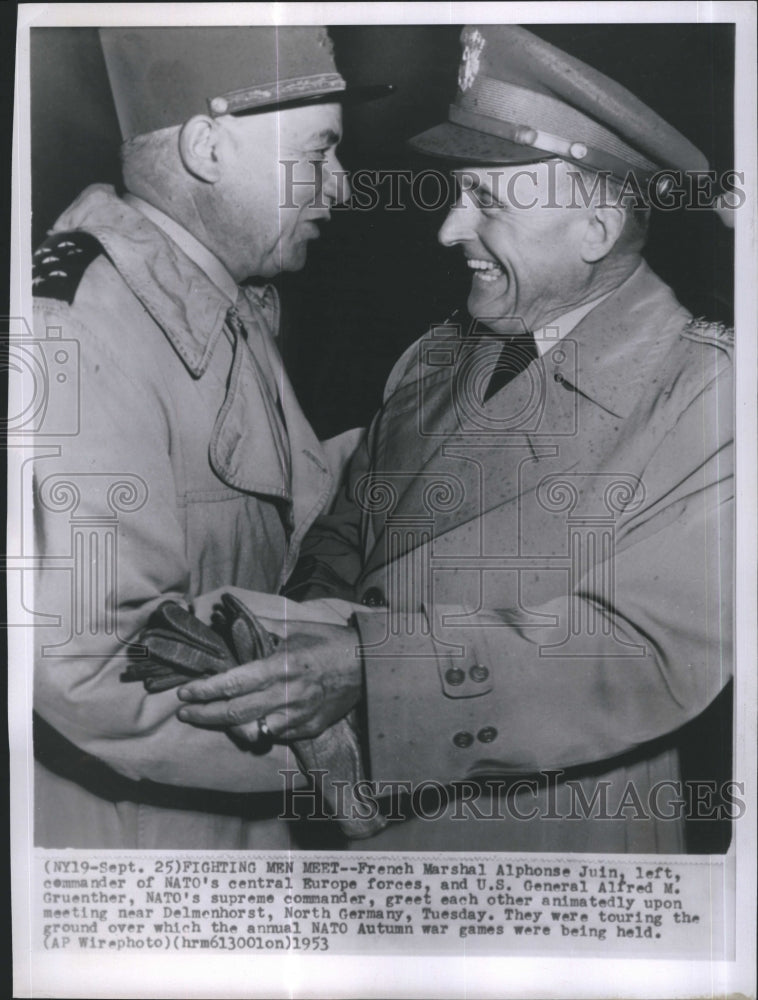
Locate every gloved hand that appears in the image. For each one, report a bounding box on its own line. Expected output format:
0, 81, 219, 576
125, 595, 387, 840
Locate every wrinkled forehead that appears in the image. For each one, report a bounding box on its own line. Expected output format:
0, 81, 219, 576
452, 160, 564, 188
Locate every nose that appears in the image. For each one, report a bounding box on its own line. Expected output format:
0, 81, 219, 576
438, 200, 475, 247
323, 151, 351, 207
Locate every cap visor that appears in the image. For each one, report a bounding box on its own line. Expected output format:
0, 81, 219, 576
408, 121, 554, 165
232, 83, 394, 117
341, 82, 395, 104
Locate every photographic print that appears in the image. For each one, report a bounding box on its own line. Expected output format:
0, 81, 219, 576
9, 3, 756, 998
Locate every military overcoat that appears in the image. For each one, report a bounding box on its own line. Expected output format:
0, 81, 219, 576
31, 185, 348, 848
299, 263, 734, 852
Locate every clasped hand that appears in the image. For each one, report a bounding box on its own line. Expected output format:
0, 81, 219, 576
176, 620, 364, 743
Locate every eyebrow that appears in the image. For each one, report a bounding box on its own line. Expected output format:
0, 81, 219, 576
303, 128, 340, 146
456, 174, 488, 197
455, 172, 506, 205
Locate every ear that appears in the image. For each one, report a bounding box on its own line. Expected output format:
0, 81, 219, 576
178, 115, 223, 183
580, 204, 626, 262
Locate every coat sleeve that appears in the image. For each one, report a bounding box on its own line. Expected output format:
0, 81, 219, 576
285, 339, 421, 601
284, 426, 374, 601
32, 304, 298, 792
354, 362, 734, 785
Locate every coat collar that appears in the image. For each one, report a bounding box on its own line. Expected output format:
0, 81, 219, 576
122, 193, 240, 304
409, 260, 689, 453
361, 263, 692, 573
52, 184, 278, 378
55, 185, 332, 549
542, 261, 690, 419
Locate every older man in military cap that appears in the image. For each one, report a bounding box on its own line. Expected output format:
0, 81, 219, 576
32, 26, 392, 849
170, 25, 734, 853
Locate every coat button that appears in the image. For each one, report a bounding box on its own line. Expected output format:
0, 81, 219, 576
452, 731, 474, 748
469, 664, 489, 683
477, 726, 498, 743
445, 667, 465, 686
361, 586, 387, 607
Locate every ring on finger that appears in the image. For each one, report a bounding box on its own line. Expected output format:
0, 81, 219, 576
256, 716, 274, 750
257, 716, 272, 740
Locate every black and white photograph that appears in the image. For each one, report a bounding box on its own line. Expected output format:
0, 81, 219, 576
8, 3, 757, 998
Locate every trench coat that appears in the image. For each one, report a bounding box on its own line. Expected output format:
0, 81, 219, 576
31, 185, 354, 849
297, 262, 734, 852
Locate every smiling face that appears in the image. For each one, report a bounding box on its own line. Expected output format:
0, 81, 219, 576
210, 102, 348, 281
439, 161, 596, 333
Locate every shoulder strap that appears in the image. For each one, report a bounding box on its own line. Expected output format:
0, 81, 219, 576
680, 316, 734, 352
32, 231, 103, 304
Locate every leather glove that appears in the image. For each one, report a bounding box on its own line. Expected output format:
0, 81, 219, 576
122, 601, 240, 691
125, 595, 387, 840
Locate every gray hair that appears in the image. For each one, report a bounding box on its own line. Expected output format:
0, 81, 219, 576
565, 163, 651, 252
120, 125, 182, 196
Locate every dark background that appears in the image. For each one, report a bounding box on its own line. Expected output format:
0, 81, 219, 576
29, 24, 735, 853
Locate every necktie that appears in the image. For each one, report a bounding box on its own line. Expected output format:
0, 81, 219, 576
483, 330, 539, 402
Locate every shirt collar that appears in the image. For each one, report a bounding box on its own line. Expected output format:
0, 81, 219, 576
123, 194, 239, 305
532, 285, 617, 357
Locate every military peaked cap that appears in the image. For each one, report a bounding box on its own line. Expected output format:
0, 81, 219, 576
409, 25, 709, 183
100, 26, 391, 141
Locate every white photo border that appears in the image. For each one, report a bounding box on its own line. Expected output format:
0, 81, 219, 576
10, 3, 757, 998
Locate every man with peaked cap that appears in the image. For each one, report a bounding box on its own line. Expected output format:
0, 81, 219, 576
175, 25, 734, 853
31, 26, 390, 849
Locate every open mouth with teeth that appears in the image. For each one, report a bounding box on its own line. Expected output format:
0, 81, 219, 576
467, 257, 505, 283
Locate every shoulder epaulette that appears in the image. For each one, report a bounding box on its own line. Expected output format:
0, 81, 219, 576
32, 231, 103, 304
681, 316, 734, 350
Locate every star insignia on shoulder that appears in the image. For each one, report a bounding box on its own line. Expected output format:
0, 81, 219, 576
32, 231, 103, 304
682, 317, 734, 349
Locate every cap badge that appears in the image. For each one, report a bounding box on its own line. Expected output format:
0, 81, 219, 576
209, 96, 229, 115
459, 28, 485, 91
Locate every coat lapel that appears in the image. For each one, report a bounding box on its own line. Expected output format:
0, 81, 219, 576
363, 263, 690, 575
277, 366, 333, 579
212, 284, 332, 574
208, 318, 292, 498
56, 187, 333, 527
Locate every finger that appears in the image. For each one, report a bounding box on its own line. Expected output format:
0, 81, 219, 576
259, 711, 327, 742
176, 691, 273, 728
227, 718, 285, 754
236, 712, 308, 744
177, 655, 283, 702
259, 710, 290, 739
228, 721, 267, 745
